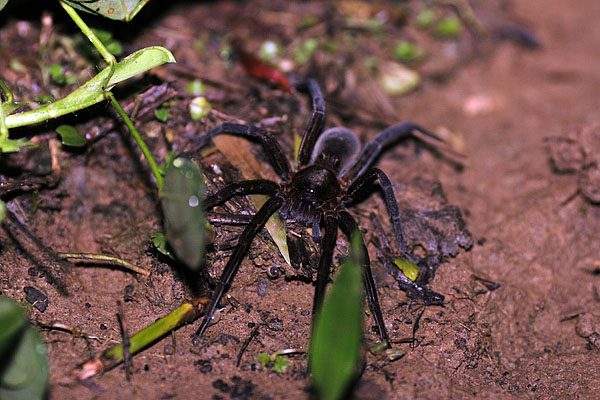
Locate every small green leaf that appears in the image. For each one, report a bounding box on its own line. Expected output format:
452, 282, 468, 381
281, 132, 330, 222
150, 232, 174, 259
185, 80, 206, 95
416, 9, 436, 28
161, 157, 207, 270
49, 64, 67, 86
393, 40, 424, 64
154, 108, 169, 122
255, 353, 271, 368
394, 258, 419, 281
293, 38, 319, 64
310, 232, 364, 400
189, 97, 211, 120
56, 124, 87, 147
272, 355, 292, 373
435, 16, 463, 39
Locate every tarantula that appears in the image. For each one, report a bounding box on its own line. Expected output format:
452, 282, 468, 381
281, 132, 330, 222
191, 79, 444, 344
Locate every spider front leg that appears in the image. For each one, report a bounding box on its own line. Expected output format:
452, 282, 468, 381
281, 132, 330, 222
204, 180, 279, 209
338, 211, 390, 343
342, 122, 444, 184
312, 214, 338, 317
344, 168, 414, 260
199, 122, 292, 181
192, 197, 283, 343
294, 79, 326, 168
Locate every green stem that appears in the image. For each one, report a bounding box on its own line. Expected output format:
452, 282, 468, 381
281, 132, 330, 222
72, 298, 208, 380
107, 93, 163, 189
59, 0, 116, 87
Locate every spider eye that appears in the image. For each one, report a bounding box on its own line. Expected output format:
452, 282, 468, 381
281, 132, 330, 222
310, 127, 360, 172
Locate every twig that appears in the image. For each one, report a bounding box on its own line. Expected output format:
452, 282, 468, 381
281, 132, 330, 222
58, 252, 149, 276
116, 301, 132, 380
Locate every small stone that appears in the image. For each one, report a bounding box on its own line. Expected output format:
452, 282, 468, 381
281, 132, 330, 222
24, 286, 48, 313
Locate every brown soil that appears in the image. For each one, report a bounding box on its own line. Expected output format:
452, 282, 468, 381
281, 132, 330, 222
2, 0, 600, 399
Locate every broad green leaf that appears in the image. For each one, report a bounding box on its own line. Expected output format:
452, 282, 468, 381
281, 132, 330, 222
0, 299, 48, 400
161, 157, 207, 270
310, 233, 364, 400
63, 0, 149, 22
5, 46, 175, 129
0, 297, 26, 356
0, 0, 8, 12
56, 124, 87, 147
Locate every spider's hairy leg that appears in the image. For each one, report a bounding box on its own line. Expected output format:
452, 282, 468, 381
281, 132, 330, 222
293, 78, 326, 167
201, 123, 292, 181
192, 197, 283, 343
344, 168, 414, 260
204, 180, 279, 209
342, 121, 444, 184
312, 215, 338, 317
338, 211, 390, 343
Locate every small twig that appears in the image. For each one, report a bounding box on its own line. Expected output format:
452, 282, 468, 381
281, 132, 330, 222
236, 326, 261, 367
412, 308, 425, 349
58, 252, 149, 276
116, 301, 132, 381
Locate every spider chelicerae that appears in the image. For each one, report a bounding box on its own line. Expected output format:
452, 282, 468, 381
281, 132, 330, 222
191, 79, 445, 344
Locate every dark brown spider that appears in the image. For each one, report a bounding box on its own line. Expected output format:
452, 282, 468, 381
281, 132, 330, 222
191, 79, 445, 344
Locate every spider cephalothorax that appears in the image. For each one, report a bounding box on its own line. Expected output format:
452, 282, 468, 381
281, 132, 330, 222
191, 79, 445, 345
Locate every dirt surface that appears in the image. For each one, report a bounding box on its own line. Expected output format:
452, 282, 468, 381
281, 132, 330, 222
2, 0, 600, 399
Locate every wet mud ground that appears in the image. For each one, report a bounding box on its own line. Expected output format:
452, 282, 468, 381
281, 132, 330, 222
1, 0, 600, 398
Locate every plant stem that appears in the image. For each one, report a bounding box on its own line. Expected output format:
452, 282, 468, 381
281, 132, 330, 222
72, 298, 208, 380
107, 93, 163, 189
59, 0, 117, 86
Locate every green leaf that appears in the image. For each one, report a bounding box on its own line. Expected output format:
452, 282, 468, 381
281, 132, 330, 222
272, 355, 292, 373
106, 46, 176, 88
185, 79, 206, 95
310, 232, 364, 400
0, 0, 9, 12
56, 124, 87, 147
150, 232, 174, 259
394, 257, 419, 281
161, 157, 207, 270
189, 97, 211, 120
63, 0, 148, 21
154, 108, 169, 122
435, 16, 463, 39
0, 298, 48, 400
